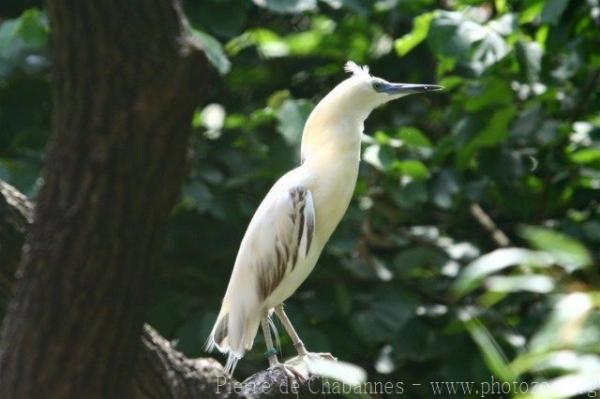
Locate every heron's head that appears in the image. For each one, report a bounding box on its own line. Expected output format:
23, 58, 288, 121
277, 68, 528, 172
301, 61, 443, 160
338, 61, 443, 115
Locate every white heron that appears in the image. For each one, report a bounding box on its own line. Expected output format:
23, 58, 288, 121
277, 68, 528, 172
206, 61, 443, 377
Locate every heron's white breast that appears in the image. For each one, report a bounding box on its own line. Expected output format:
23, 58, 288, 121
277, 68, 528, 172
263, 147, 360, 309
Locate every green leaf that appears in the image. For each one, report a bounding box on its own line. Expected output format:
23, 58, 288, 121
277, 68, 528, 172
486, 275, 555, 294
16, 8, 48, 47
456, 107, 516, 169
192, 2, 246, 38
475, 107, 516, 146
438, 75, 463, 90
460, 311, 515, 382
393, 320, 447, 362
552, 49, 581, 81
429, 11, 481, 59
276, 99, 313, 146
520, 226, 592, 272
432, 169, 461, 209
495, 0, 508, 13
516, 41, 543, 83
334, 0, 371, 14
524, 371, 600, 399
394, 12, 433, 56
464, 78, 513, 112
541, 0, 571, 25
390, 181, 428, 208
351, 294, 417, 344
252, 0, 317, 14
286, 31, 324, 55
362, 144, 394, 171
184, 180, 213, 212
570, 147, 600, 165
428, 11, 509, 75
0, 8, 50, 78
191, 30, 231, 75
267, 90, 291, 109
488, 14, 516, 36
394, 160, 430, 180
396, 127, 432, 148
511, 105, 542, 138
393, 246, 447, 276
255, 30, 289, 57
519, 1, 545, 24
470, 28, 509, 75
453, 248, 554, 297
529, 293, 594, 353
191, 108, 203, 129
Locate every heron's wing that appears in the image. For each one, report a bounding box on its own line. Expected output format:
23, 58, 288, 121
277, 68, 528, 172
207, 185, 315, 362
244, 185, 315, 302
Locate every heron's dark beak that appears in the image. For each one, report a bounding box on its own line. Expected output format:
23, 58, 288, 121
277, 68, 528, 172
381, 82, 444, 94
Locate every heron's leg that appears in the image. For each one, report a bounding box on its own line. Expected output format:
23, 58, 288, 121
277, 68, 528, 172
275, 304, 337, 361
262, 316, 308, 382
261, 317, 279, 368
274, 304, 308, 356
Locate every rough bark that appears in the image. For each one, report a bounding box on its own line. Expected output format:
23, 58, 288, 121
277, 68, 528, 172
133, 325, 242, 399
132, 325, 318, 399
0, 182, 319, 398
0, 0, 211, 397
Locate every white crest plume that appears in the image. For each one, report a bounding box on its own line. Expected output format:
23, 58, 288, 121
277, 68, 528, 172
344, 61, 370, 79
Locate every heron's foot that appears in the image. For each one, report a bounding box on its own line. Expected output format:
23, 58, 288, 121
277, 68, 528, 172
306, 352, 337, 361
289, 351, 338, 363
269, 361, 308, 383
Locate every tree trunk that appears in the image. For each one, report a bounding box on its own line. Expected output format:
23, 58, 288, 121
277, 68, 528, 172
0, 1, 210, 397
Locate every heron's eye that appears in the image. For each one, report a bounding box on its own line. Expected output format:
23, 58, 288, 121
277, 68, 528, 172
372, 80, 386, 92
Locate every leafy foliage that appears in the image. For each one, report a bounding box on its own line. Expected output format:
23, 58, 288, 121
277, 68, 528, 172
1, 0, 600, 397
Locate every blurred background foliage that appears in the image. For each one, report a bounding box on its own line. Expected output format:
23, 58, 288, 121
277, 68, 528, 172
1, 0, 600, 397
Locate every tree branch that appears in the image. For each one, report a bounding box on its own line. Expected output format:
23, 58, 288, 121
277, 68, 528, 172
469, 203, 511, 248
0, 181, 32, 295
133, 325, 242, 399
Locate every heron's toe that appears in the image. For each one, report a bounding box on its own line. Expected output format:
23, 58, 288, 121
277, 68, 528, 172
300, 351, 337, 362
270, 362, 308, 383
311, 352, 337, 361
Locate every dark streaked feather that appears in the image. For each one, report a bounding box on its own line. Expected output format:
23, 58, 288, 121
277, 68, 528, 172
214, 313, 228, 347
306, 213, 314, 255
295, 209, 305, 270
256, 186, 315, 301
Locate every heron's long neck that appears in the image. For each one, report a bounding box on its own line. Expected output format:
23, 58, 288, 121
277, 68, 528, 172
301, 120, 362, 166
300, 101, 365, 244
300, 93, 367, 166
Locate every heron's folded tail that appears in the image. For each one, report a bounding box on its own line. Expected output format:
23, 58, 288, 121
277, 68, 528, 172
205, 309, 261, 375
205, 312, 229, 353
225, 353, 240, 375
